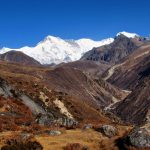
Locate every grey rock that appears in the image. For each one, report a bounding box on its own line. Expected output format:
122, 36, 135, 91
54, 118, 78, 128
36, 114, 52, 126
46, 130, 61, 136
126, 127, 150, 148
0, 78, 13, 98
97, 125, 118, 138
20, 94, 46, 115
83, 124, 93, 130
81, 35, 140, 64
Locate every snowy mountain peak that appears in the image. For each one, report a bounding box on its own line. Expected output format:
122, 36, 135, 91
0, 35, 113, 65
0, 32, 141, 65
45, 35, 63, 41
38, 35, 63, 45
117, 31, 139, 38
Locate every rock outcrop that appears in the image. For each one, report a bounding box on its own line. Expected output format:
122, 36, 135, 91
81, 35, 142, 64
124, 127, 150, 148
96, 125, 118, 138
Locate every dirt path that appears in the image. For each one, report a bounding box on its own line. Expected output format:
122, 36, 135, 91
104, 96, 119, 111
104, 63, 125, 81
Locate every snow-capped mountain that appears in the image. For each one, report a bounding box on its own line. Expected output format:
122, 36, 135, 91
0, 36, 113, 64
0, 31, 140, 65
116, 31, 139, 38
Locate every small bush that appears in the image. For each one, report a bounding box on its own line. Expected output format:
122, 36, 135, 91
64, 143, 88, 150
1, 140, 43, 150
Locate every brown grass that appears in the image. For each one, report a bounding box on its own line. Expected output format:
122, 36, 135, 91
0, 125, 133, 150
35, 127, 130, 150
35, 129, 102, 150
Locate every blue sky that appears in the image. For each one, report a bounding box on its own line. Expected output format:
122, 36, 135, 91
0, 0, 150, 48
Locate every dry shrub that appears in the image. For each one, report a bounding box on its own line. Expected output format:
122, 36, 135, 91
1, 138, 43, 150
64, 143, 88, 150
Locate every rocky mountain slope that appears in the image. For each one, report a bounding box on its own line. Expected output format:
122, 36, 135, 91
0, 60, 136, 150
0, 60, 126, 125
43, 67, 127, 109
104, 42, 150, 90
81, 34, 143, 64
112, 75, 150, 125
99, 39, 150, 126
75, 32, 150, 127
57, 60, 111, 79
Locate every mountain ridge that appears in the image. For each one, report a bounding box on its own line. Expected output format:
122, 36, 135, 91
0, 51, 41, 66
0, 31, 142, 65
0, 36, 114, 65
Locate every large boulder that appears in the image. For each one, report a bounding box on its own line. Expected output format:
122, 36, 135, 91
96, 125, 118, 138
126, 127, 150, 148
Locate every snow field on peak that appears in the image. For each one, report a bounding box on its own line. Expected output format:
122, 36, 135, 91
0, 36, 114, 64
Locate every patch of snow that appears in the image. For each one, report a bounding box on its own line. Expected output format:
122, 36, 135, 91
117, 31, 139, 38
